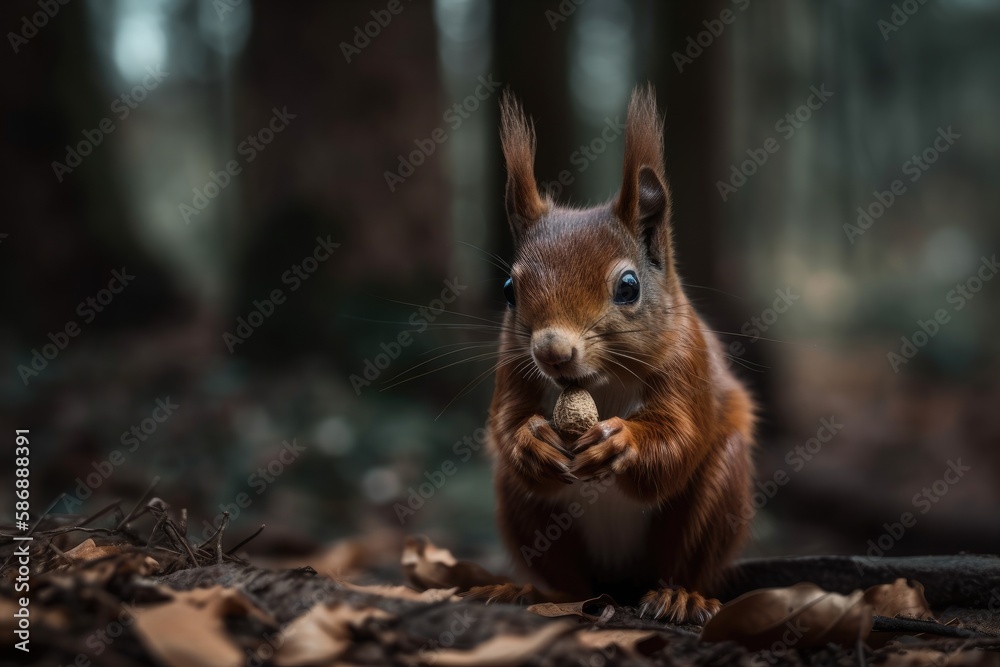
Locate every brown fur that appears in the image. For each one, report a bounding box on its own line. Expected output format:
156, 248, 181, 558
487, 86, 755, 622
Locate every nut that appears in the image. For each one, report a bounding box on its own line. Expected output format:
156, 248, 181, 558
553, 386, 599, 438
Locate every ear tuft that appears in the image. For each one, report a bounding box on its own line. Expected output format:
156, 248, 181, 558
614, 85, 673, 266
500, 91, 547, 240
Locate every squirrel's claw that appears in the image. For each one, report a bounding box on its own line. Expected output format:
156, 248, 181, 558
573, 417, 625, 451
570, 420, 633, 480
638, 587, 721, 626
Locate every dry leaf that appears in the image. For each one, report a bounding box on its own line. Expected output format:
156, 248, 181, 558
701, 582, 872, 651
402, 536, 508, 591
863, 578, 934, 620
0, 598, 17, 635
133, 585, 272, 667
881, 647, 1000, 666
275, 603, 389, 667
576, 628, 668, 657
341, 581, 459, 602
401, 621, 574, 667
55, 539, 159, 582
64, 538, 124, 562
282, 527, 404, 579
527, 594, 618, 621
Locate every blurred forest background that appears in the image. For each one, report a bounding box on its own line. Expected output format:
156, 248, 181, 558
1, 0, 998, 576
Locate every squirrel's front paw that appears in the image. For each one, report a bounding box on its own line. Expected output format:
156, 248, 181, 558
509, 416, 576, 489
570, 417, 636, 480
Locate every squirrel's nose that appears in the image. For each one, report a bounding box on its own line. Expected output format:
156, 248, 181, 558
532, 329, 578, 369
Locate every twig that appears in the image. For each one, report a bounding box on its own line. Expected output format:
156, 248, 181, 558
29, 494, 70, 535
871, 615, 987, 638
212, 512, 229, 564
145, 516, 166, 548
77, 500, 123, 528
226, 524, 266, 556
45, 540, 74, 566
114, 477, 161, 531
163, 520, 199, 566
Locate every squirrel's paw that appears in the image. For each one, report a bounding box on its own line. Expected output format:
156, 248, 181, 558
638, 587, 721, 625
510, 416, 577, 486
461, 583, 536, 605
570, 417, 635, 480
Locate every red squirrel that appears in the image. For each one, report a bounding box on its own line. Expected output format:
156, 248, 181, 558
482, 87, 755, 624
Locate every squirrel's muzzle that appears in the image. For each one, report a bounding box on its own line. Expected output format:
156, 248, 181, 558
531, 328, 580, 373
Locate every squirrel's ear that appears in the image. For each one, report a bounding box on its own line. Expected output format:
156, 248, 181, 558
500, 92, 547, 240
615, 86, 672, 268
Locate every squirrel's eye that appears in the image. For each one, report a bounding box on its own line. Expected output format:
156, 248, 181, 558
503, 277, 516, 306
614, 271, 640, 305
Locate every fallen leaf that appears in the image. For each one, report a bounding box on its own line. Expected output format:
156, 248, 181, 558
402, 536, 509, 592
342, 581, 459, 602
275, 603, 389, 667
576, 628, 669, 657
527, 594, 619, 621
864, 578, 934, 620
133, 585, 273, 667
881, 646, 1000, 666
283, 527, 404, 579
63, 538, 124, 562
54, 539, 159, 583
401, 621, 574, 667
0, 598, 17, 635
701, 582, 872, 650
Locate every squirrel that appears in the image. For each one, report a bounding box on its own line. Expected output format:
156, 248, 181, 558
478, 86, 755, 625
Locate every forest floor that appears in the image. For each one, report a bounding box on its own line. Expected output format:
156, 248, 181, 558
2, 491, 1000, 666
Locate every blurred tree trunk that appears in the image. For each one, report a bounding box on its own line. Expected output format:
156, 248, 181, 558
491, 2, 575, 260
649, 0, 730, 326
